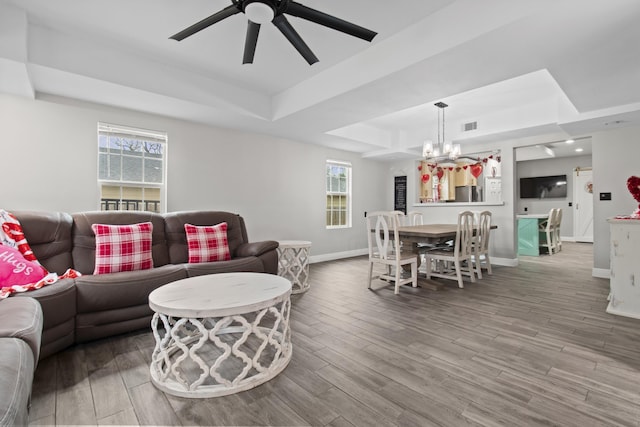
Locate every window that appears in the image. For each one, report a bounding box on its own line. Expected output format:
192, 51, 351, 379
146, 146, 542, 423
326, 160, 352, 228
98, 123, 167, 213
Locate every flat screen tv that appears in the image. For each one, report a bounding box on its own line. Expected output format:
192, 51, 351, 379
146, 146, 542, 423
520, 175, 567, 199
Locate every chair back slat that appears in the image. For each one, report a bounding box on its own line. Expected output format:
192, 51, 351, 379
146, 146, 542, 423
406, 211, 424, 226
374, 214, 390, 260
390, 211, 405, 229
456, 211, 475, 258
545, 208, 556, 232
478, 211, 492, 252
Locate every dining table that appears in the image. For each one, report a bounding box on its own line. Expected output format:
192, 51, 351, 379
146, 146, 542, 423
396, 223, 497, 290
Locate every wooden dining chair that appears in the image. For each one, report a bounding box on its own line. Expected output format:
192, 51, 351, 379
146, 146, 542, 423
366, 211, 417, 294
424, 211, 476, 288
390, 211, 405, 228
539, 208, 558, 254
554, 208, 563, 252
405, 211, 424, 226
471, 210, 492, 279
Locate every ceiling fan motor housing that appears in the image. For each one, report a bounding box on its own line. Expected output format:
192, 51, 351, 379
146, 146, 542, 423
243, 0, 276, 24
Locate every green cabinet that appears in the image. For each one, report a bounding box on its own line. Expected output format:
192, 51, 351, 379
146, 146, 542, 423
517, 216, 542, 256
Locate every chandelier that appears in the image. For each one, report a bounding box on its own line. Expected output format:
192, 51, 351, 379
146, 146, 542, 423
422, 102, 461, 162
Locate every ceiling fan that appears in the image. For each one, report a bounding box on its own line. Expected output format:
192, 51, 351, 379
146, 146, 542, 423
170, 0, 377, 65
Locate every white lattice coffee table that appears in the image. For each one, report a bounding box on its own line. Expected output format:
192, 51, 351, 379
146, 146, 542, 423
148, 272, 292, 398
277, 240, 311, 294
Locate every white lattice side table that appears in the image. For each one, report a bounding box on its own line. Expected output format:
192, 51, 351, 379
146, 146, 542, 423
148, 272, 292, 398
277, 240, 312, 294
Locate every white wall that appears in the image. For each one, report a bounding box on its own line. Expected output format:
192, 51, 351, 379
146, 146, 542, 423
0, 93, 388, 258
592, 125, 640, 270
516, 154, 592, 238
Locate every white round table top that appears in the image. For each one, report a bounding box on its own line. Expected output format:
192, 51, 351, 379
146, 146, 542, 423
278, 240, 312, 249
148, 272, 292, 318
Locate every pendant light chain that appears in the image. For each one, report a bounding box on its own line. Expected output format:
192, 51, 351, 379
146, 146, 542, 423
442, 108, 445, 148
437, 108, 441, 149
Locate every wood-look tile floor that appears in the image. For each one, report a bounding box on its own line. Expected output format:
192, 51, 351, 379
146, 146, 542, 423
29, 243, 640, 426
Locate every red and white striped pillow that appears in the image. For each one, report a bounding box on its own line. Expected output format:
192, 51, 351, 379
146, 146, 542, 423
91, 222, 153, 274
184, 222, 231, 263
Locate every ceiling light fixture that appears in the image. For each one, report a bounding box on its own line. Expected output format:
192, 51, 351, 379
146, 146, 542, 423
565, 139, 575, 144
576, 148, 584, 152
422, 102, 461, 162
244, 1, 275, 24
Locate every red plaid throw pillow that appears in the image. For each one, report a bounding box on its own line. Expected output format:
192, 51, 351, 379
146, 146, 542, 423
184, 222, 231, 263
91, 222, 153, 274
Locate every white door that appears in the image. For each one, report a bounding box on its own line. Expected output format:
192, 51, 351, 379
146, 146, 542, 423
573, 169, 593, 242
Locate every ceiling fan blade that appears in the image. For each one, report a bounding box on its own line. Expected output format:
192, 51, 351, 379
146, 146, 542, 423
243, 21, 261, 64
170, 5, 241, 41
286, 2, 377, 42
273, 15, 318, 65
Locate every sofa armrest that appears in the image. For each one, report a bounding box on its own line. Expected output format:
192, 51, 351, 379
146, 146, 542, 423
235, 240, 279, 258
0, 297, 43, 362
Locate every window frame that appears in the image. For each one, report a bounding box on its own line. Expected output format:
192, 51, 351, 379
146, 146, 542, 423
97, 122, 167, 213
325, 160, 352, 229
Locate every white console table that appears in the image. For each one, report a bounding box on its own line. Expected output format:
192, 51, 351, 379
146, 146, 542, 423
607, 218, 640, 319
277, 240, 312, 294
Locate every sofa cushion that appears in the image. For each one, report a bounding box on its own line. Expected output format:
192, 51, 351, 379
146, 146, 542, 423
72, 211, 169, 275
91, 222, 153, 274
165, 211, 248, 264
184, 222, 231, 263
75, 264, 187, 313
0, 338, 35, 427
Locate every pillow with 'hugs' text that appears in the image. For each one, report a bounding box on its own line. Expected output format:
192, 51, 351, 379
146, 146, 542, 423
0, 245, 47, 287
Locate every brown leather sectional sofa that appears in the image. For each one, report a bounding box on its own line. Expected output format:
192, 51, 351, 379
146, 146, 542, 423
14, 209, 279, 359
0, 209, 278, 425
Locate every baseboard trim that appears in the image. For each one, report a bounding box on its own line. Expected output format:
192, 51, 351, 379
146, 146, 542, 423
592, 268, 610, 279
309, 249, 368, 264
310, 250, 519, 268
560, 237, 595, 243
491, 257, 519, 267
311, 250, 603, 277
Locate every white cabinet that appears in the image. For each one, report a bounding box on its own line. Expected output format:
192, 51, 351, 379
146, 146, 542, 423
607, 219, 640, 319
484, 177, 502, 203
